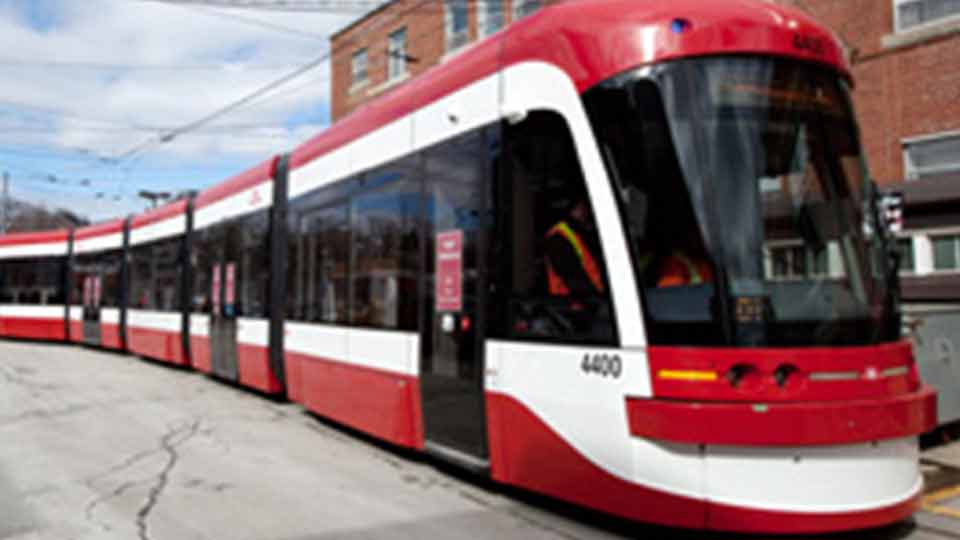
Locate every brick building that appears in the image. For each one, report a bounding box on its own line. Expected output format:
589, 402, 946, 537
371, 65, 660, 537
330, 0, 960, 301
329, 0, 542, 121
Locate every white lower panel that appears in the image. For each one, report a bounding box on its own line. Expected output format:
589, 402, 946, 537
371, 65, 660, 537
69, 306, 82, 321
0, 304, 65, 319
704, 438, 920, 512
283, 322, 417, 376
127, 310, 181, 332
190, 313, 210, 337
237, 318, 268, 347
101, 308, 120, 325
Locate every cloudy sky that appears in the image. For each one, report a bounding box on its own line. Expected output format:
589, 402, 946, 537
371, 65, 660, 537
0, 0, 364, 221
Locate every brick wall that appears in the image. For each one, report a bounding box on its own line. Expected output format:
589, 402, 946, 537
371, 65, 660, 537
777, 0, 960, 184
330, 0, 513, 121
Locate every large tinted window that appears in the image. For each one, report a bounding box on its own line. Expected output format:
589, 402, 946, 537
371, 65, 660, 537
350, 159, 421, 330
296, 205, 350, 323
288, 159, 422, 331
493, 111, 615, 345
192, 210, 271, 318
72, 250, 124, 308
130, 237, 183, 311
0, 258, 66, 304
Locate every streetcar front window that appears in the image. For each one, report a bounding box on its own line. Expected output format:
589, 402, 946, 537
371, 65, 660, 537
586, 57, 894, 347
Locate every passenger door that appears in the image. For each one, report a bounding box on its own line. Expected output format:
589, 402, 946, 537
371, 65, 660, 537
419, 128, 496, 469
208, 226, 240, 381
82, 272, 102, 345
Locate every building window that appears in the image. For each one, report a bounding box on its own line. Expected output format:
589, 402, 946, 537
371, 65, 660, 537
512, 0, 541, 21
768, 245, 829, 280
904, 131, 960, 180
897, 237, 916, 272
478, 0, 504, 37
387, 28, 407, 81
445, 0, 469, 52
895, 0, 960, 31
932, 234, 960, 271
351, 49, 368, 87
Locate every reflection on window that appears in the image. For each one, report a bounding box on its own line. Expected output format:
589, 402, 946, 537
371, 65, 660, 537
352, 163, 420, 329
72, 251, 123, 308
299, 206, 349, 324
933, 234, 960, 271
768, 244, 830, 280
130, 238, 182, 311
0, 258, 66, 305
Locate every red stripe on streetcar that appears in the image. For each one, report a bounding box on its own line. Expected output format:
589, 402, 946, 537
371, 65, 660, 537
127, 327, 188, 366
648, 341, 921, 402
0, 317, 66, 340
237, 342, 282, 395
289, 352, 424, 449
626, 385, 937, 446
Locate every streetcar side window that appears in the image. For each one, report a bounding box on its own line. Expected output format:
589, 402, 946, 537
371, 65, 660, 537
238, 211, 271, 318
496, 111, 616, 345
191, 227, 217, 313
0, 258, 66, 305
350, 157, 421, 330
130, 237, 183, 311
298, 204, 350, 324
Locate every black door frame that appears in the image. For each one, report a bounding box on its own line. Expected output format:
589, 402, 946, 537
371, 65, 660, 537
418, 126, 497, 471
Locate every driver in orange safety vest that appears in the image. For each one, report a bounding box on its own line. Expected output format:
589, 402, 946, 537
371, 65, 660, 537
545, 200, 606, 296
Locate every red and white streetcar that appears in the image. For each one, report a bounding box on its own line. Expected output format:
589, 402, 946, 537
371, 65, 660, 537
0, 0, 937, 533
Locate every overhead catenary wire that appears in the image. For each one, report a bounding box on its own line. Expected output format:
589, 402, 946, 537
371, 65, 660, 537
110, 0, 441, 161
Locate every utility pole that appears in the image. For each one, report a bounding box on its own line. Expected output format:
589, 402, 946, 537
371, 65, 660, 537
1, 172, 8, 234
138, 190, 171, 209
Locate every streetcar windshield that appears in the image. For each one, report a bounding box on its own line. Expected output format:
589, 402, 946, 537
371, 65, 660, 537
585, 57, 894, 347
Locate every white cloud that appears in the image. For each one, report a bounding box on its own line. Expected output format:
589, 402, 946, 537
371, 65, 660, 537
0, 0, 357, 221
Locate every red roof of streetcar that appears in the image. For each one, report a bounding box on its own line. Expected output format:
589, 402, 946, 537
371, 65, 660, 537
129, 199, 188, 229
0, 229, 69, 246
193, 158, 275, 209
74, 218, 125, 240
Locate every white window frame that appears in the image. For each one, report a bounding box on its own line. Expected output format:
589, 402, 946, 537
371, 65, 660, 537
894, 0, 960, 33
387, 27, 407, 81
512, 0, 540, 21
930, 232, 960, 273
351, 48, 368, 89
444, 0, 469, 53
902, 129, 960, 180
477, 0, 504, 38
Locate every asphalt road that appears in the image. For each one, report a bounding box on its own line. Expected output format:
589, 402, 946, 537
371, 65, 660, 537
0, 340, 958, 540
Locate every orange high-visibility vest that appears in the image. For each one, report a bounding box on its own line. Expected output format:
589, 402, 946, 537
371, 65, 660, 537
546, 221, 605, 295
657, 251, 714, 288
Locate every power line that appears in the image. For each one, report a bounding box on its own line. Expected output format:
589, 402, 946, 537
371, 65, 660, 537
174, 3, 332, 39
111, 51, 332, 161
135, 0, 392, 12
0, 57, 311, 71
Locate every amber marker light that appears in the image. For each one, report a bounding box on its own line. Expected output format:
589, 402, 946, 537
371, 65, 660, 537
657, 370, 718, 382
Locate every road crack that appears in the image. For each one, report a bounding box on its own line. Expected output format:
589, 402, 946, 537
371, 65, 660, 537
135, 419, 201, 540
